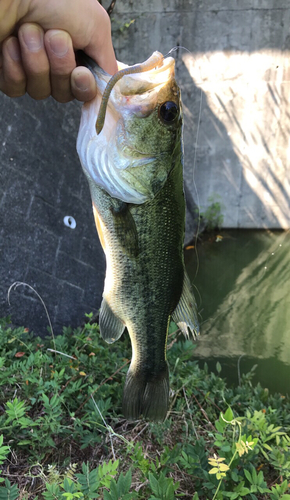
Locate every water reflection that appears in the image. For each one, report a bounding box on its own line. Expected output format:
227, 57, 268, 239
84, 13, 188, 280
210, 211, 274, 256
185, 230, 290, 394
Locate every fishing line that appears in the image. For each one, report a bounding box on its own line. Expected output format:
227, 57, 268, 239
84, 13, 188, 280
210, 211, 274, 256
191, 88, 203, 283
163, 45, 191, 58
7, 281, 55, 349
166, 44, 203, 307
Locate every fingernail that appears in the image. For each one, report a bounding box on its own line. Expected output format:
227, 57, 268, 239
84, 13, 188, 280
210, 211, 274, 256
22, 25, 43, 52
7, 38, 21, 61
74, 73, 89, 92
48, 32, 69, 57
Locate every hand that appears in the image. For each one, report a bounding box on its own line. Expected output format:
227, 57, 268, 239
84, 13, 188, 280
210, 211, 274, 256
0, 0, 118, 102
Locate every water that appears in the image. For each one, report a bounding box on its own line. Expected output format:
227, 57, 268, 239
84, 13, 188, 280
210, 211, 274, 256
185, 229, 290, 395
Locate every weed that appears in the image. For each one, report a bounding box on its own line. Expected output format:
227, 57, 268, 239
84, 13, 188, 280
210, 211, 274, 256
200, 195, 224, 231
0, 316, 290, 498
111, 17, 135, 34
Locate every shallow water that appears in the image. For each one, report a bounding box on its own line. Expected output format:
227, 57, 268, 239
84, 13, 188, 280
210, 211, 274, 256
185, 229, 290, 395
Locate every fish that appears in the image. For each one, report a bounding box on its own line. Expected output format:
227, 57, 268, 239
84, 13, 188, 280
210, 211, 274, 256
76, 50, 199, 421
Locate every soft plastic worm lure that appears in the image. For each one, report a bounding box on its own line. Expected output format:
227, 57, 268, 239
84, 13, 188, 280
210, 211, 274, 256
96, 51, 164, 135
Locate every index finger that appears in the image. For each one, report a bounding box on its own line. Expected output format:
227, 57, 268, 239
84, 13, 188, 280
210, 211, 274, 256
81, 5, 117, 75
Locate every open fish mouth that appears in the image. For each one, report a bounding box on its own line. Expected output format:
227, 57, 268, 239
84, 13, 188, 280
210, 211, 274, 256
77, 51, 180, 204
114, 54, 176, 98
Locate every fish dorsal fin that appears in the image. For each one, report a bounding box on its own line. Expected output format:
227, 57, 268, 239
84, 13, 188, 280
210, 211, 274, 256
172, 272, 200, 339
99, 298, 125, 344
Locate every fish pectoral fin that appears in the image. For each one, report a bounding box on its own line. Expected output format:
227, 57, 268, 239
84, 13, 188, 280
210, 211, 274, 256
111, 202, 139, 258
99, 298, 125, 344
93, 204, 106, 252
172, 271, 200, 339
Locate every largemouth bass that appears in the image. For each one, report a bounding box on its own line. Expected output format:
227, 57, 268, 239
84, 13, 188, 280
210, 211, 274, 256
77, 51, 199, 421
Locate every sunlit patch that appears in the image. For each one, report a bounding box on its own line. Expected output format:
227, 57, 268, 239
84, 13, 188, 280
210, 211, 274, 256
182, 50, 290, 229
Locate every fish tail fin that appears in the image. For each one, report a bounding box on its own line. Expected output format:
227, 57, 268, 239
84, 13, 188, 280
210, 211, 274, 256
122, 365, 169, 421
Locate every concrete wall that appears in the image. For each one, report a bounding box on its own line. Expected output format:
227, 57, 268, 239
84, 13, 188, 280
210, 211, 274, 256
112, 0, 290, 228
0, 97, 105, 334
1, 0, 289, 333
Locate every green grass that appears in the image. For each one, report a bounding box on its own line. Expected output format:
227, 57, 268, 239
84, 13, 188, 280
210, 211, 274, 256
0, 315, 290, 499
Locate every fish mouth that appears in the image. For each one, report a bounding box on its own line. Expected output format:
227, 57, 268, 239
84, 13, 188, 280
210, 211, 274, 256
117, 56, 176, 96
84, 53, 176, 98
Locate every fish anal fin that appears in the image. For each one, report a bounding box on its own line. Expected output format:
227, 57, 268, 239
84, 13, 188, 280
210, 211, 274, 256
99, 298, 125, 344
172, 271, 200, 339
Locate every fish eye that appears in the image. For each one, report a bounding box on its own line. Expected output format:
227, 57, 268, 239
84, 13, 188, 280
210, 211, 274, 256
159, 101, 179, 123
